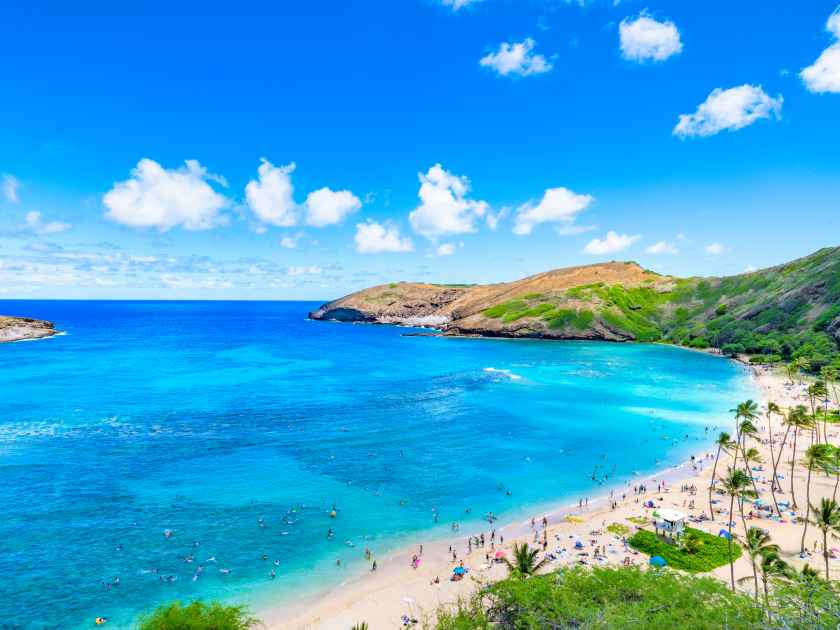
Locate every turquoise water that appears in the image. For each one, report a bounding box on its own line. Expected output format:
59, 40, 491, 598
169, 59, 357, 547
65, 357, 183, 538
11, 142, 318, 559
0, 301, 756, 628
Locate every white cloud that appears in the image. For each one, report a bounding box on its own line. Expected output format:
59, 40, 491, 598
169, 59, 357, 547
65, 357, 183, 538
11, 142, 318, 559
583, 231, 640, 255
513, 187, 593, 236
440, 0, 483, 10
480, 38, 552, 77
103, 159, 229, 231
409, 164, 488, 239
23, 211, 71, 234
555, 223, 597, 236
645, 240, 679, 254
674, 85, 783, 138
744, 265, 757, 273
355, 220, 414, 254
705, 242, 725, 255
305, 187, 361, 227
161, 275, 233, 290
245, 159, 298, 227
619, 14, 682, 62
435, 243, 457, 257
676, 232, 688, 241
3, 174, 20, 204
287, 265, 322, 277
800, 7, 840, 93
279, 232, 304, 249
485, 207, 509, 230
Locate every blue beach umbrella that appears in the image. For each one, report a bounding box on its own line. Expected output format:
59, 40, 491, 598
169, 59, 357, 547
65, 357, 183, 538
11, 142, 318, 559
719, 529, 732, 539
649, 556, 667, 567
453, 566, 466, 575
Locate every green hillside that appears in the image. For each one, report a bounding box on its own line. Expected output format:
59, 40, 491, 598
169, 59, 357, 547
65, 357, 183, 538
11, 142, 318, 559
480, 246, 840, 370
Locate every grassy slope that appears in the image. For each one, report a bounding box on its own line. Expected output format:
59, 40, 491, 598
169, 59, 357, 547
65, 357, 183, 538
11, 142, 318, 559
479, 246, 840, 370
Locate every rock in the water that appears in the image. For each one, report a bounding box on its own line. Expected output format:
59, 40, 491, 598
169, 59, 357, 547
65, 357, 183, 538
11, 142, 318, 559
0, 316, 58, 343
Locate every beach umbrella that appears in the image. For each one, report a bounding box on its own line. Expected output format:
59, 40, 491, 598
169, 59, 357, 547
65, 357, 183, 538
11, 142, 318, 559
453, 566, 466, 575
494, 550, 506, 559
718, 529, 732, 539
649, 556, 667, 567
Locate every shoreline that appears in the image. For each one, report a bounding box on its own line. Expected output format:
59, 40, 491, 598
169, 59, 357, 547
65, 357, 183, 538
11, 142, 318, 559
262, 353, 774, 629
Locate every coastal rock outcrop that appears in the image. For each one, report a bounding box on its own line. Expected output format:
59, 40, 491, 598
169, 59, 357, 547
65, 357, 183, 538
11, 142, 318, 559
0, 316, 58, 343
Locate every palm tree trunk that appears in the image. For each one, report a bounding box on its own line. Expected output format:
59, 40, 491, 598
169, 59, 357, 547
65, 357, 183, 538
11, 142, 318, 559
751, 558, 759, 602
709, 444, 722, 518
790, 429, 799, 509
762, 577, 771, 622
728, 493, 736, 591
738, 497, 748, 542
833, 471, 839, 502
800, 462, 813, 554
824, 529, 830, 580
773, 424, 791, 486
767, 414, 780, 516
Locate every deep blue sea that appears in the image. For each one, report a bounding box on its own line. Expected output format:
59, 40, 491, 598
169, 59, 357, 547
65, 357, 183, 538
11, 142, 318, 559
0, 300, 756, 629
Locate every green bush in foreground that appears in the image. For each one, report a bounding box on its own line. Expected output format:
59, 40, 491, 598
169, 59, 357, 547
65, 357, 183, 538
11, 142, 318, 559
628, 527, 739, 572
434, 566, 763, 630
137, 601, 261, 630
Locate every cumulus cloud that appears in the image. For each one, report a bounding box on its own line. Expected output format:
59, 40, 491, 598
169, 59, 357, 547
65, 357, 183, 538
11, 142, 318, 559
22, 211, 71, 234
800, 7, 840, 93
619, 14, 682, 62
245, 159, 361, 229
674, 85, 783, 138
440, 0, 483, 9
435, 243, 457, 257
3, 174, 20, 204
409, 164, 488, 239
480, 38, 552, 77
103, 159, 229, 231
305, 187, 361, 227
645, 240, 679, 254
355, 220, 414, 254
513, 187, 593, 236
245, 159, 298, 227
705, 242, 725, 255
485, 207, 509, 230
583, 231, 640, 255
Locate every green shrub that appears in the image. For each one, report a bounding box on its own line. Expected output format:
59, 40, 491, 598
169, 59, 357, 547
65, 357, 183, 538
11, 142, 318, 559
628, 527, 739, 572
433, 566, 763, 630
138, 601, 260, 630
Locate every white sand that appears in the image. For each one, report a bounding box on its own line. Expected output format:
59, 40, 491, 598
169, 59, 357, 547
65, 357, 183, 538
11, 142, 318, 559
264, 362, 839, 629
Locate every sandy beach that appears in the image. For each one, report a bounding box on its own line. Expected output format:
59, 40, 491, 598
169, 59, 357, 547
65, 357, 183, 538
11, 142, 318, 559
261, 360, 839, 629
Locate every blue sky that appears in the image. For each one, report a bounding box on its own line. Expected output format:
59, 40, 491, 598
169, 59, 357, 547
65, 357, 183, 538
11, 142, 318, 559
1, 0, 839, 299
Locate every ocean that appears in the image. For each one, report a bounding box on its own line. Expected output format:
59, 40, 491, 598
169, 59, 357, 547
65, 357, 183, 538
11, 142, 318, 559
0, 300, 757, 629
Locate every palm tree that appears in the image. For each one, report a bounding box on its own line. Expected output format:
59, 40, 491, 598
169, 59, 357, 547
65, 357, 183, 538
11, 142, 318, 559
351, 623, 369, 630
809, 497, 840, 579
708, 431, 734, 518
822, 366, 839, 406
721, 468, 754, 590
765, 402, 783, 515
794, 357, 810, 385
743, 446, 763, 499
786, 406, 813, 510
757, 552, 791, 620
742, 527, 779, 602
785, 361, 798, 385
800, 443, 834, 554
807, 382, 827, 443
503, 542, 548, 578
730, 400, 759, 469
